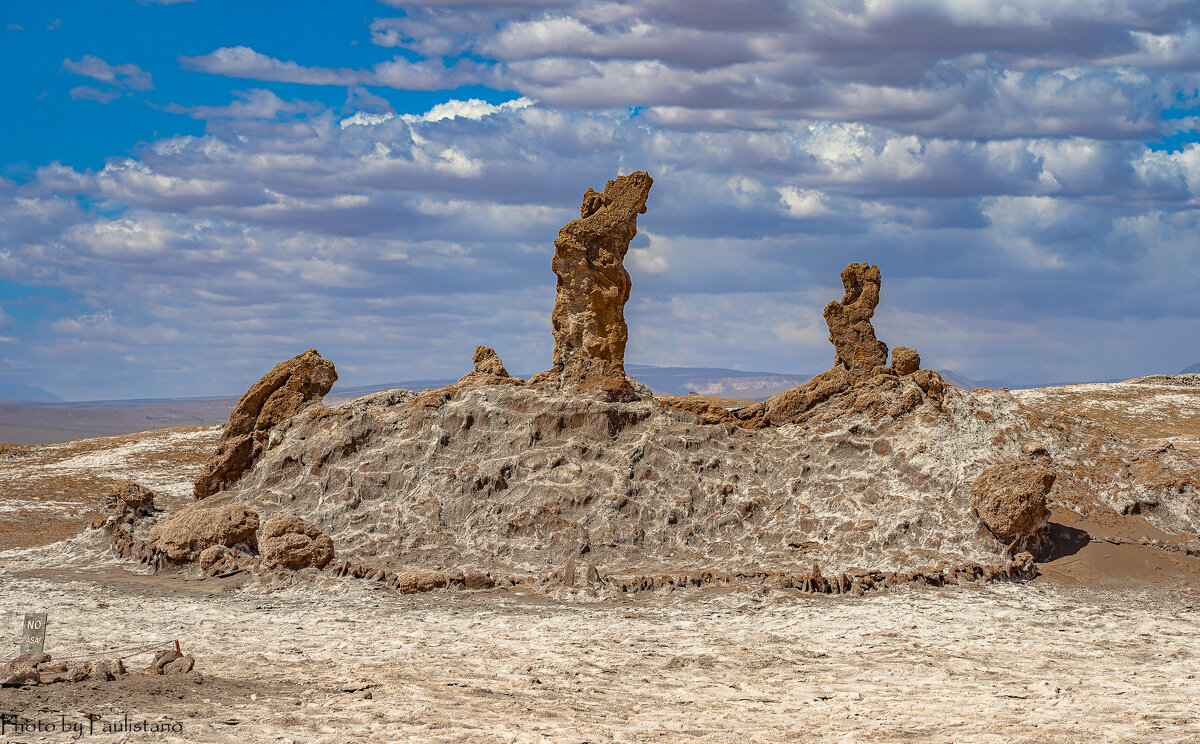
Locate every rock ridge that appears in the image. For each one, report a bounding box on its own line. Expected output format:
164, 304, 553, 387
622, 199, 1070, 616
194, 349, 337, 499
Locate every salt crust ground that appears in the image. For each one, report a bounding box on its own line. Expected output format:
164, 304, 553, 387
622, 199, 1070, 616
0, 569, 1198, 743
0, 426, 220, 549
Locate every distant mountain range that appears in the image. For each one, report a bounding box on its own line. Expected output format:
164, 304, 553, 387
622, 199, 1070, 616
0, 395, 239, 445
0, 364, 966, 445
330, 364, 817, 401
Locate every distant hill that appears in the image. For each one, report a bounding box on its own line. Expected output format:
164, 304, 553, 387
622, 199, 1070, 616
625, 364, 812, 398
1183, 362, 1200, 374
938, 370, 979, 390
0, 396, 237, 445
0, 382, 62, 401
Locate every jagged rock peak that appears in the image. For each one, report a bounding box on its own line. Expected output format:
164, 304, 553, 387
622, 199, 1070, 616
473, 345, 508, 376
532, 170, 653, 400
457, 345, 520, 386
824, 262, 889, 375
194, 349, 337, 499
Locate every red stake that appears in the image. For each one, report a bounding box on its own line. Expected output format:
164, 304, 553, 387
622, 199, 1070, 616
175, 640, 182, 658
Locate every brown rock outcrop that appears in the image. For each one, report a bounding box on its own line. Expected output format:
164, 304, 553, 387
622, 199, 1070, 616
100, 481, 163, 567
889, 346, 920, 376
147, 501, 260, 562
457, 346, 521, 387
392, 570, 449, 593
105, 481, 156, 517
259, 514, 335, 569
970, 463, 1056, 551
5, 651, 50, 671
462, 573, 495, 590
1, 667, 40, 687
196, 544, 255, 576
531, 171, 653, 400
825, 262, 889, 376
194, 349, 337, 499
0, 653, 143, 686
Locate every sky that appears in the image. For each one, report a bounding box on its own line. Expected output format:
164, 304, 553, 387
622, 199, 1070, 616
1, 0, 1199, 400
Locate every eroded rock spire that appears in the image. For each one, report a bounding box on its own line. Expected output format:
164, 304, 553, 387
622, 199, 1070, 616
824, 262, 889, 375
661, 261, 943, 428
532, 170, 653, 398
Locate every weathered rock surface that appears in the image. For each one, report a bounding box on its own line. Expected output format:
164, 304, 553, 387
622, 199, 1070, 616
1, 667, 40, 686
889, 346, 921, 376
5, 651, 50, 671
392, 570, 449, 594
147, 500, 260, 562
100, 480, 165, 567
532, 171, 653, 400
0, 652, 146, 686
196, 544, 255, 576
163, 655, 195, 675
215, 375, 1041, 580
970, 463, 1056, 551
194, 349, 337, 499
260, 514, 335, 570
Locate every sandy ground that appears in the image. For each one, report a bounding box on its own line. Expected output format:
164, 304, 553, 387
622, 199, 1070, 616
0, 567, 1197, 743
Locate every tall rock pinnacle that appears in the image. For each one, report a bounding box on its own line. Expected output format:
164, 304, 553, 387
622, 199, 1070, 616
823, 262, 889, 375
534, 171, 653, 398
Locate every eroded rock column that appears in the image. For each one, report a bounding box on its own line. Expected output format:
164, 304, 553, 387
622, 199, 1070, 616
824, 262, 889, 376
532, 171, 653, 399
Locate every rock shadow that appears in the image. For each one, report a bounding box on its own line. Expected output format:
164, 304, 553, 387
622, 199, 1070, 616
1037, 522, 1091, 562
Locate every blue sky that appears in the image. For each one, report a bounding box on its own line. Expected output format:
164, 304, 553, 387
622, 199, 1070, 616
1, 0, 1199, 400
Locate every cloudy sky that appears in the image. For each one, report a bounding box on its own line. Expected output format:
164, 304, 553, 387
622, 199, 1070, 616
1, 0, 1199, 400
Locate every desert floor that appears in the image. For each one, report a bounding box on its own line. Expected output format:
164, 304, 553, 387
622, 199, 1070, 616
0, 563, 1198, 743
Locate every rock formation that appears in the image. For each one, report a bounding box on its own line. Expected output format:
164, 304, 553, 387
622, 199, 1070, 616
970, 463, 1056, 552
121, 186, 1194, 595
662, 262, 943, 428
1, 649, 198, 687
101, 481, 162, 566
194, 349, 337, 499
888, 346, 921, 376
824, 262, 889, 375
457, 346, 519, 387
530, 171, 653, 400
105, 481, 156, 517
259, 514, 335, 570
147, 500, 260, 562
